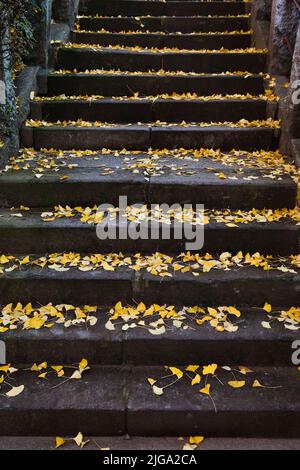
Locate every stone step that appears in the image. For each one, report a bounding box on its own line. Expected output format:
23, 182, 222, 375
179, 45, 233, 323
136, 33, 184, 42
3, 306, 299, 366
127, 365, 300, 437
47, 72, 265, 97
56, 47, 266, 73
0, 258, 298, 305
78, 0, 248, 16
1, 365, 300, 437
21, 123, 279, 151
2, 152, 295, 208
30, 97, 268, 123
78, 15, 250, 33
0, 210, 298, 254
0, 436, 299, 451
71, 31, 252, 49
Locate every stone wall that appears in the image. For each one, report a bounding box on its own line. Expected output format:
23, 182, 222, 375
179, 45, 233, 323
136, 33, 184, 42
268, 0, 300, 75
279, 22, 300, 155
52, 0, 79, 27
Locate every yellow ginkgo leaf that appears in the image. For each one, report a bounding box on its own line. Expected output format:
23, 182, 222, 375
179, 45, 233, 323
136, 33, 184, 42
191, 374, 201, 386
263, 302, 272, 313
55, 437, 65, 449
239, 366, 253, 375
148, 378, 156, 386
252, 379, 264, 388
186, 365, 199, 372
199, 384, 211, 395
51, 365, 63, 373
203, 363, 217, 375
228, 380, 245, 388
227, 306, 241, 317
189, 436, 204, 445
169, 367, 183, 379
78, 358, 88, 371
38, 372, 48, 379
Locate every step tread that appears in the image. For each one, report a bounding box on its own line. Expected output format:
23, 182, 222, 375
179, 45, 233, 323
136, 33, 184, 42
0, 208, 298, 227
1, 159, 295, 190
0, 255, 298, 279
58, 44, 265, 54
1, 436, 300, 451
32, 96, 269, 103
74, 31, 252, 37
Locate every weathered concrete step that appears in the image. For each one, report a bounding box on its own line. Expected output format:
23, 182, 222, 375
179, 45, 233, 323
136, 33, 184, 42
0, 211, 298, 254
1, 365, 300, 437
2, 152, 294, 208
47, 73, 265, 97
128, 366, 300, 437
79, 0, 248, 16
78, 15, 250, 33
21, 124, 279, 151
1, 436, 300, 450
0, 263, 298, 305
72, 31, 252, 49
57, 48, 266, 73
0, 366, 127, 436
3, 307, 299, 365
30, 98, 267, 123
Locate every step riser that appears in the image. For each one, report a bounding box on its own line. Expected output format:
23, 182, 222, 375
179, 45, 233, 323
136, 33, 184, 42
4, 328, 295, 367
21, 127, 279, 151
31, 100, 267, 123
0, 275, 298, 306
57, 49, 266, 73
148, 179, 295, 209
47, 75, 265, 97
127, 411, 300, 438
0, 410, 124, 436
0, 180, 295, 209
0, 225, 297, 255
1, 402, 300, 437
72, 32, 252, 49
150, 127, 278, 150
79, 0, 247, 16
78, 17, 250, 33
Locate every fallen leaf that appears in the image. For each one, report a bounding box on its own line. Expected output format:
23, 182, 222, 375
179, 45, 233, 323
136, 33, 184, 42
228, 380, 245, 388
6, 384, 24, 397
263, 302, 272, 313
169, 367, 183, 379
55, 437, 65, 449
153, 385, 164, 395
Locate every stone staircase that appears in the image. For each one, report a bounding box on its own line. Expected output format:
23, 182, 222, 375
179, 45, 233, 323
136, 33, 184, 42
0, 0, 300, 442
